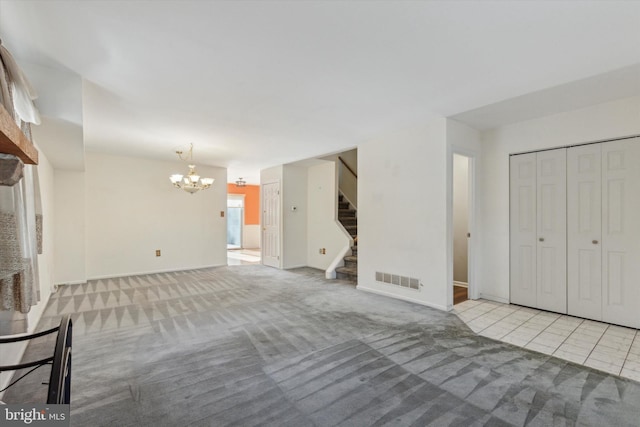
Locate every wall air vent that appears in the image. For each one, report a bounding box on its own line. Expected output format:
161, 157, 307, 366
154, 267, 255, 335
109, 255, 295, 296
375, 272, 421, 291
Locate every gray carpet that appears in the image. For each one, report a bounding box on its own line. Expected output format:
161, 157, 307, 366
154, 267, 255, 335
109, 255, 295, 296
4, 265, 640, 426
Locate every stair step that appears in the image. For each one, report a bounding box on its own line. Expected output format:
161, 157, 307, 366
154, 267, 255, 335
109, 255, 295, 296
344, 262, 357, 269
339, 217, 357, 226
336, 266, 357, 274
336, 266, 357, 282
337, 193, 357, 279
338, 209, 356, 217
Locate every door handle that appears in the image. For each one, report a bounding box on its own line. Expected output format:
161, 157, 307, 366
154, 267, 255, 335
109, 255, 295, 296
539, 237, 544, 242
592, 240, 599, 244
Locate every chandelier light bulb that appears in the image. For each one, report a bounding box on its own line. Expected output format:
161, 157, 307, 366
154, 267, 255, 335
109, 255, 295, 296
169, 144, 214, 194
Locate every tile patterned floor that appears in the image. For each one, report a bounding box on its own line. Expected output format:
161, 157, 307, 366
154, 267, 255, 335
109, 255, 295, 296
453, 299, 640, 381
227, 249, 261, 265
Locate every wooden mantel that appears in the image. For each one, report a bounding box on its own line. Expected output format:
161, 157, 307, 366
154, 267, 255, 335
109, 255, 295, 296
0, 104, 38, 165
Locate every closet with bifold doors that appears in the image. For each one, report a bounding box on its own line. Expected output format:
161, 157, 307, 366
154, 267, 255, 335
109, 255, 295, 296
510, 136, 640, 329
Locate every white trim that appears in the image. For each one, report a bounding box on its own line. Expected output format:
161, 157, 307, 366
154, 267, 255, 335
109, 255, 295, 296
453, 281, 468, 288
283, 264, 308, 270
325, 241, 351, 279
356, 285, 448, 311
54, 279, 88, 287
86, 264, 226, 281
478, 293, 510, 304
227, 193, 246, 204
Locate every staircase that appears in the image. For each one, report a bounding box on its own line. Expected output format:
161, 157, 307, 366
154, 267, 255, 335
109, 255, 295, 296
336, 193, 358, 282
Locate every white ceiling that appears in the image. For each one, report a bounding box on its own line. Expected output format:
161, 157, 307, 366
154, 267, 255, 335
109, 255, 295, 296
1, 1, 639, 182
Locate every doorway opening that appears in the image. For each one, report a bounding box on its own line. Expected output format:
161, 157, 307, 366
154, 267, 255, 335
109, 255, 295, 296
227, 195, 244, 249
227, 194, 261, 265
453, 153, 472, 305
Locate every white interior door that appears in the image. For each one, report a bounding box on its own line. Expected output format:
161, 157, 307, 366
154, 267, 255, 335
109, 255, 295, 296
510, 153, 537, 307
601, 137, 640, 328
567, 144, 602, 320
536, 149, 567, 314
261, 181, 280, 268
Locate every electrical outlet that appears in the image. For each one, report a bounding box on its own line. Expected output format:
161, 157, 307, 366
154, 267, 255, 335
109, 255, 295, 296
155, 250, 161, 257
319, 248, 323, 254
322, 248, 326, 254
220, 211, 225, 217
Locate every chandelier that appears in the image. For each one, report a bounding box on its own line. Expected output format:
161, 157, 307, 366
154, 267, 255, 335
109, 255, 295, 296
169, 144, 214, 194
235, 177, 246, 187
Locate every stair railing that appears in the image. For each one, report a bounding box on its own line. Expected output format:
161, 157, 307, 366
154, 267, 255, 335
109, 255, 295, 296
337, 156, 358, 210
338, 156, 357, 179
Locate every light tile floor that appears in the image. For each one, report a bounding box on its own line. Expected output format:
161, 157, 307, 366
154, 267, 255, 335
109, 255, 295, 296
453, 299, 640, 382
227, 248, 261, 265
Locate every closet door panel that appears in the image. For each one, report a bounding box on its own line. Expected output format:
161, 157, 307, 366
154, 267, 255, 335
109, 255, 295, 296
602, 137, 640, 328
510, 153, 537, 307
536, 149, 567, 314
567, 144, 602, 320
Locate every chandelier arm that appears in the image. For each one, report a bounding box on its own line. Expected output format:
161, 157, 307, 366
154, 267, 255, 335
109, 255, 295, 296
176, 143, 194, 161
170, 144, 212, 194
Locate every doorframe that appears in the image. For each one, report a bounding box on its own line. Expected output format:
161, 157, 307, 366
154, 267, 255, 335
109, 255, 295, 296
447, 146, 478, 310
227, 194, 245, 249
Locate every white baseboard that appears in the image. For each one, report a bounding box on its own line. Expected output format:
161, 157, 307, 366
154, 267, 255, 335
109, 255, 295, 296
478, 293, 510, 304
356, 285, 448, 311
87, 264, 226, 281
54, 279, 88, 287
283, 264, 308, 270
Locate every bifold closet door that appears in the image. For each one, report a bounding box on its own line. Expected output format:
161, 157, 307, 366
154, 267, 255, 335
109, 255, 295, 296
567, 144, 602, 320
510, 149, 566, 313
601, 137, 640, 328
510, 153, 537, 307
535, 149, 567, 313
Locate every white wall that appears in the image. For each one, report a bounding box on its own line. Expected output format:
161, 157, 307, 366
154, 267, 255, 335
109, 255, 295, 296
243, 225, 260, 249
84, 152, 227, 278
452, 154, 468, 283
307, 161, 350, 270
54, 170, 86, 284
358, 118, 450, 310
282, 164, 308, 269
261, 165, 283, 184
478, 95, 640, 302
